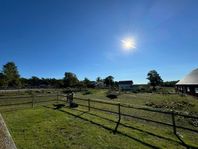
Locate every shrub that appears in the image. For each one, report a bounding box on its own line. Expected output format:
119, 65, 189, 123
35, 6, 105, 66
83, 90, 92, 95
106, 91, 118, 99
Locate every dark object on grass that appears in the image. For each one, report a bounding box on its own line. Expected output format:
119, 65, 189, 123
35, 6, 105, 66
53, 104, 65, 109
106, 93, 118, 99
70, 102, 78, 108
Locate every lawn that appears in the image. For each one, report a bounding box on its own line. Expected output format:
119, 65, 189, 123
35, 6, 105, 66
2, 106, 155, 149
2, 103, 198, 149
1, 89, 198, 149
76, 89, 198, 113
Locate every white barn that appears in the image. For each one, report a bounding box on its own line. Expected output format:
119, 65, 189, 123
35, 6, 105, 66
176, 68, 198, 97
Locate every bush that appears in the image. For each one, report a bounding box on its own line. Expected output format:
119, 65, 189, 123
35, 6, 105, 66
106, 91, 118, 99
83, 90, 92, 95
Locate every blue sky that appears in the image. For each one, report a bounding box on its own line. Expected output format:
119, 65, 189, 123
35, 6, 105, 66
0, 0, 197, 83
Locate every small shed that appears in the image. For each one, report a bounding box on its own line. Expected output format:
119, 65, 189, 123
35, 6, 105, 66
118, 80, 133, 91
176, 68, 198, 96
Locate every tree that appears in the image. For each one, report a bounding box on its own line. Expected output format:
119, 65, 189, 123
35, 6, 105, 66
63, 72, 79, 87
83, 77, 91, 87
147, 70, 163, 90
29, 76, 41, 87
0, 72, 6, 88
104, 76, 114, 87
20, 77, 29, 88
96, 77, 102, 82
2, 62, 21, 88
162, 80, 179, 87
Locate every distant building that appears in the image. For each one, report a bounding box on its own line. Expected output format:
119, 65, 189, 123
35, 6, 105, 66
96, 81, 105, 88
118, 80, 133, 91
176, 68, 198, 97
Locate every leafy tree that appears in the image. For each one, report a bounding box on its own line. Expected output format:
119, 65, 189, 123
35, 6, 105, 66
162, 80, 179, 87
96, 77, 102, 82
83, 77, 91, 87
29, 76, 40, 87
114, 81, 119, 88
20, 77, 29, 88
20, 77, 64, 88
104, 76, 114, 87
0, 72, 6, 88
2, 62, 21, 88
147, 70, 163, 90
77, 81, 86, 88
63, 72, 79, 87
48, 78, 63, 88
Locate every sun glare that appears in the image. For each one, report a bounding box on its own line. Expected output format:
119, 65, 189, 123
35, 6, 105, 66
121, 38, 136, 52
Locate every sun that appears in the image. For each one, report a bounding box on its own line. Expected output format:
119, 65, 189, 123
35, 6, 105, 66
121, 38, 136, 52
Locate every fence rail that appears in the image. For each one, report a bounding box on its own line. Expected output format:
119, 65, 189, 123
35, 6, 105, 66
0, 93, 197, 147
0, 94, 58, 99
1, 94, 197, 134
61, 96, 198, 136
0, 94, 59, 109
72, 96, 198, 119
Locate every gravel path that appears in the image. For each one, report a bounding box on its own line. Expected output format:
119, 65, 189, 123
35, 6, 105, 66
0, 114, 17, 149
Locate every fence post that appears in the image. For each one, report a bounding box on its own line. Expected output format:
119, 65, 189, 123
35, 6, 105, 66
57, 91, 59, 103
118, 103, 121, 120
171, 110, 176, 134
88, 99, 90, 111
32, 93, 34, 108
114, 103, 121, 133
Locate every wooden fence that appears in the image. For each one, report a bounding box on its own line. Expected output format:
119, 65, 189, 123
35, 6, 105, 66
0, 93, 59, 109
1, 93, 197, 135
0, 93, 198, 148
59, 96, 198, 136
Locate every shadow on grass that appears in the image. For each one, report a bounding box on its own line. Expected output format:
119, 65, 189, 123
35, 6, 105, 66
45, 105, 198, 149
2, 102, 197, 149
43, 105, 161, 149
65, 108, 198, 149
175, 132, 197, 149
69, 108, 183, 144
59, 110, 161, 149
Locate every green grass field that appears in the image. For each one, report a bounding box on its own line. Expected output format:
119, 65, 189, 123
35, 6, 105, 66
1, 88, 198, 149
2, 105, 196, 149
76, 89, 198, 113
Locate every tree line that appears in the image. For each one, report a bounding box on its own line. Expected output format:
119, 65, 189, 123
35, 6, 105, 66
0, 61, 178, 89
0, 62, 117, 89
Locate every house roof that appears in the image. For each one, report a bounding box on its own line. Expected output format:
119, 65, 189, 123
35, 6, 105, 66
176, 68, 198, 85
118, 80, 133, 85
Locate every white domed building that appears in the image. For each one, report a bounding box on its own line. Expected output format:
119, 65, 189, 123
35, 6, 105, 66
176, 68, 198, 96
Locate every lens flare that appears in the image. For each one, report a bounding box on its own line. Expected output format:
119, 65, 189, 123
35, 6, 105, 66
121, 38, 136, 52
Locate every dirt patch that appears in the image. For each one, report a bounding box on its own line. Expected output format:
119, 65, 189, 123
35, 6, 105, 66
0, 114, 17, 149
145, 100, 194, 111
145, 101, 198, 127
